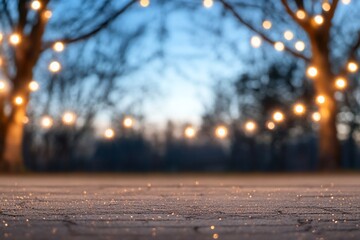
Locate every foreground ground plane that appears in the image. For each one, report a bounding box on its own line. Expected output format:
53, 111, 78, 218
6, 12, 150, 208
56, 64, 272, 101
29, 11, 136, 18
0, 174, 360, 239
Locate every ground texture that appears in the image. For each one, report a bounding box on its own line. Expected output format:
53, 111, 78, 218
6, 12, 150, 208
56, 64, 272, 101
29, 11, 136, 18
0, 174, 360, 240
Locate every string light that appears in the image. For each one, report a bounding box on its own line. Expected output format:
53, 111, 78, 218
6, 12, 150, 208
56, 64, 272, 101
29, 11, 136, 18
262, 20, 272, 30
104, 128, 115, 139
29, 81, 39, 92
139, 0, 150, 7
0, 80, 7, 92
342, 0, 351, 5
322, 2, 331, 11
244, 120, 257, 133
267, 121, 275, 130
43, 10, 52, 19
203, 0, 213, 8
0, 33, 3, 42
9, 33, 21, 45
62, 111, 76, 125
334, 77, 347, 90
30, 0, 41, 11
293, 103, 306, 115
215, 125, 228, 139
312, 112, 321, 122
316, 95, 326, 105
53, 42, 65, 52
48, 61, 61, 73
296, 10, 306, 20
41, 116, 53, 129
184, 126, 196, 138
347, 61, 358, 72
250, 36, 262, 48
283, 30, 294, 41
274, 42, 285, 51
273, 111, 284, 122
306, 66, 318, 78
14, 96, 24, 106
295, 41, 305, 52
313, 15, 324, 25
123, 116, 134, 128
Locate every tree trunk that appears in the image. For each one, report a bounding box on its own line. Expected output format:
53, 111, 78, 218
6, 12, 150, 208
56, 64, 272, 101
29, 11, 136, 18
0, 105, 27, 172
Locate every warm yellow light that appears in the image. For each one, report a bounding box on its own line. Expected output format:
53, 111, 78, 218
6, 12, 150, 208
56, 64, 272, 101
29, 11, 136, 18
62, 111, 76, 125
284, 30, 294, 41
313, 15, 324, 25
14, 96, 24, 106
203, 0, 213, 8
293, 103, 306, 115
48, 61, 61, 73
296, 10, 306, 20
312, 112, 321, 122
0, 80, 7, 92
123, 116, 134, 128
0, 57, 3, 66
30, 0, 41, 10
9, 33, 21, 45
23, 116, 29, 124
0, 33, 3, 42
41, 116, 53, 129
29, 81, 39, 92
267, 121, 275, 130
262, 20, 272, 30
215, 125, 228, 139
322, 2, 331, 11
184, 126, 196, 138
53, 42, 65, 52
250, 36, 262, 48
244, 120, 257, 133
295, 41, 305, 52
104, 128, 115, 139
274, 42, 285, 51
342, 0, 351, 5
335, 77, 347, 90
43, 10, 52, 19
273, 111, 284, 122
347, 61, 358, 73
306, 66, 318, 78
139, 0, 150, 7
316, 95, 326, 105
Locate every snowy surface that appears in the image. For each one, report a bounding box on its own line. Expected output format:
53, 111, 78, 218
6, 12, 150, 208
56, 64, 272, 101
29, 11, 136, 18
0, 174, 360, 239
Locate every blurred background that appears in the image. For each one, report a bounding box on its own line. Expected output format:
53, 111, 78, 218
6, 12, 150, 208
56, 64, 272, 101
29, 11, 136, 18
1, 0, 360, 172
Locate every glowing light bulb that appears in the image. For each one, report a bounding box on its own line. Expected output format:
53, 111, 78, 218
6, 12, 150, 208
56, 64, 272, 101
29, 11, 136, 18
203, 0, 213, 8
215, 125, 228, 139
30, 0, 41, 10
316, 95, 326, 105
322, 2, 331, 11
0, 80, 7, 92
41, 116, 53, 129
184, 126, 196, 138
313, 15, 324, 25
23, 116, 29, 124
342, 0, 351, 5
262, 20, 272, 30
123, 116, 134, 128
0, 33, 3, 42
29, 81, 39, 92
335, 77, 347, 90
347, 61, 358, 72
244, 120, 257, 133
307, 66, 318, 78
9, 33, 21, 45
104, 128, 115, 139
267, 121, 275, 130
273, 111, 284, 122
43, 10, 52, 19
312, 112, 321, 122
283, 30, 294, 41
250, 36, 262, 48
295, 41, 305, 52
14, 96, 24, 106
48, 61, 61, 73
53, 42, 65, 52
274, 42, 285, 51
139, 0, 150, 7
62, 111, 76, 125
293, 103, 306, 115
296, 10, 306, 19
